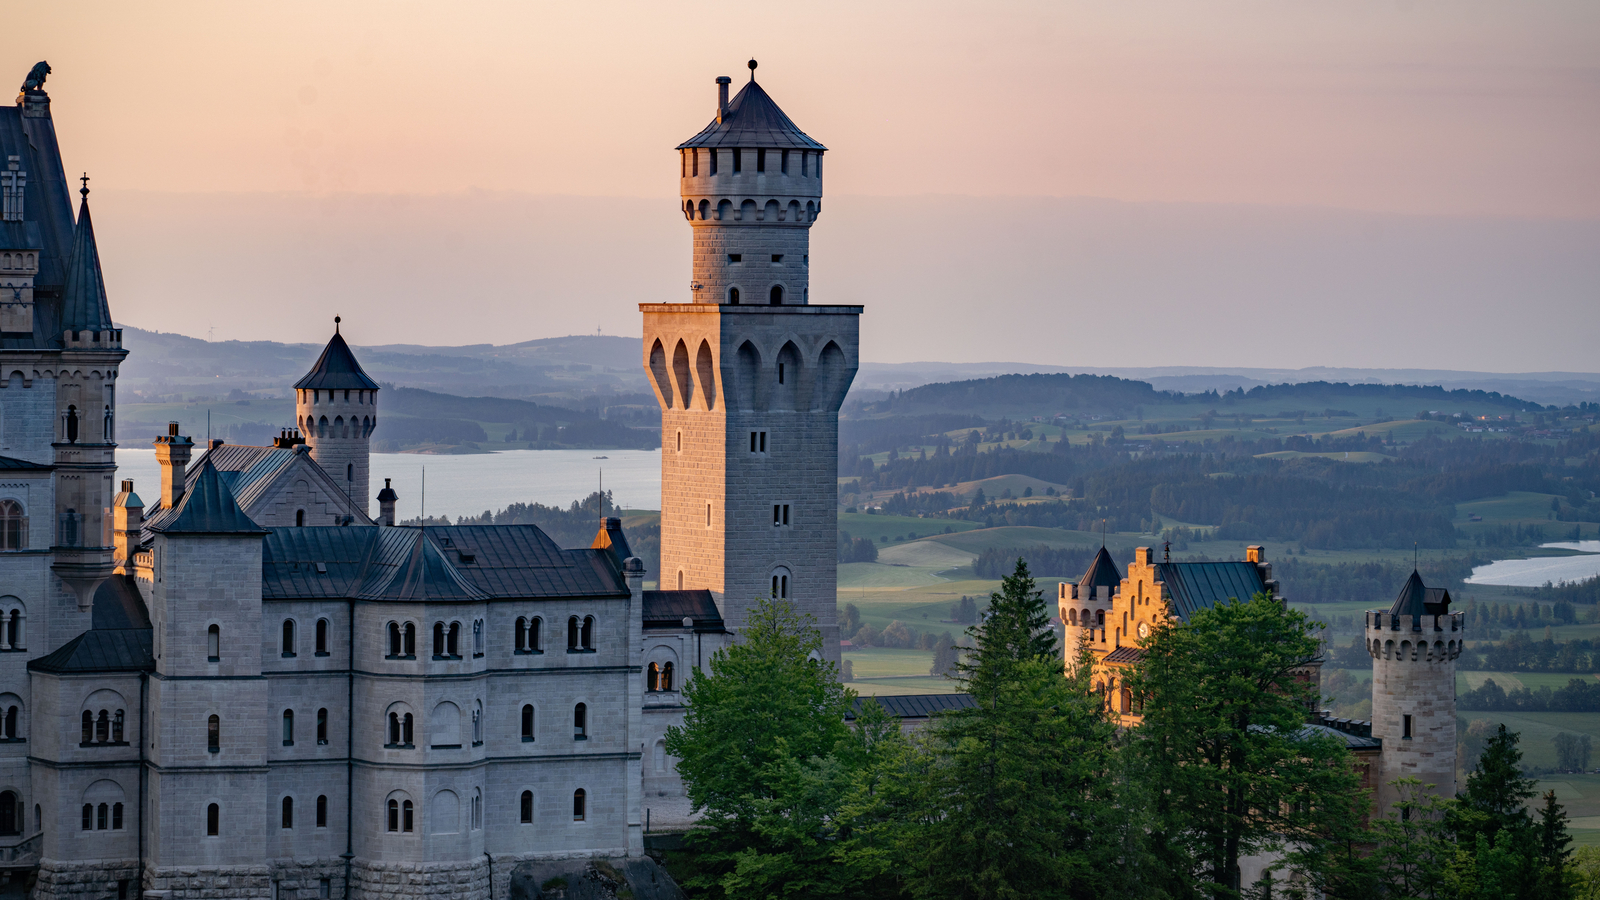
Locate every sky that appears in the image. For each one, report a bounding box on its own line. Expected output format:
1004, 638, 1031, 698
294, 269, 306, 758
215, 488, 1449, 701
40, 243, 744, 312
15, 1, 1600, 370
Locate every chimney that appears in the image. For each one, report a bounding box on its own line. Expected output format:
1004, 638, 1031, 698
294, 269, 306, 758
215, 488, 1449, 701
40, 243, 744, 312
377, 478, 398, 526
153, 422, 194, 509
623, 556, 645, 599
716, 76, 732, 123
112, 479, 143, 570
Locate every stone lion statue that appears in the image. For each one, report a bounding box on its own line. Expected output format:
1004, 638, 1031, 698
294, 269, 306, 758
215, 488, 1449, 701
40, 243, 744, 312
21, 61, 50, 93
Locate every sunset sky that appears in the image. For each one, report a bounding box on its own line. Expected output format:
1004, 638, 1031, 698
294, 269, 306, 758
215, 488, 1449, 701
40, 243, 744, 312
16, 1, 1600, 370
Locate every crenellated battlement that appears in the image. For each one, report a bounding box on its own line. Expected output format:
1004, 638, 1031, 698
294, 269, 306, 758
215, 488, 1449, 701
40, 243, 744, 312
1365, 609, 1466, 662
61, 327, 121, 350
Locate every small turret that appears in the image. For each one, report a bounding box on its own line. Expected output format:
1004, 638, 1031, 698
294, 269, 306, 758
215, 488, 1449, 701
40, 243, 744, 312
1060, 546, 1122, 670
294, 317, 379, 515
1366, 571, 1464, 817
376, 478, 398, 527
112, 479, 143, 571
154, 421, 193, 509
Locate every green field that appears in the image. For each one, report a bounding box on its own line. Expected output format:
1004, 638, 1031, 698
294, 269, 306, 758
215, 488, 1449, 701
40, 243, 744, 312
851, 677, 964, 697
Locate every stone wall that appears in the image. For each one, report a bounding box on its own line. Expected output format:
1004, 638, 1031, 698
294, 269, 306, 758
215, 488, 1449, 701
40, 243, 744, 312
35, 858, 141, 900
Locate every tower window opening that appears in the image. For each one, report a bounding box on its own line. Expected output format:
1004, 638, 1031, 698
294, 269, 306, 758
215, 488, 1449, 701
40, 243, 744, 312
802, 151, 809, 176
727, 253, 741, 263
573, 789, 586, 821
522, 704, 535, 741
728, 287, 740, 305
282, 796, 293, 829
778, 363, 785, 384
296, 509, 305, 527
769, 285, 783, 305
771, 572, 789, 600
315, 618, 329, 655
403, 622, 416, 656
676, 431, 682, 452
1402, 714, 1413, 740
781, 149, 789, 174
573, 703, 587, 740
520, 791, 533, 823
207, 624, 220, 661
317, 708, 328, 744
732, 148, 742, 173
316, 795, 328, 828
709, 149, 718, 175
756, 148, 766, 172
706, 503, 712, 527
771, 254, 783, 263
207, 803, 219, 836
677, 570, 684, 590
680, 150, 686, 178
208, 714, 220, 753
282, 709, 294, 746
691, 148, 699, 176
773, 503, 790, 527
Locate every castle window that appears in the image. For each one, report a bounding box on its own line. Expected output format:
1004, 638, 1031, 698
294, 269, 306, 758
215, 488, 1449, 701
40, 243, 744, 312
676, 430, 682, 452
471, 789, 482, 830
732, 148, 742, 173
2, 703, 18, 740
315, 618, 329, 655
296, 509, 305, 527
447, 621, 461, 657
65, 405, 78, 443
1402, 714, 1413, 740
387, 622, 401, 657
207, 624, 220, 661
317, 708, 328, 745
81, 711, 92, 743
777, 363, 785, 384
756, 148, 766, 172
433, 622, 445, 657
522, 704, 535, 741
520, 791, 533, 823
647, 662, 660, 692
97, 803, 108, 830
750, 431, 768, 453
96, 710, 109, 743
769, 285, 783, 305
659, 662, 675, 692
472, 701, 482, 745
573, 703, 587, 740
82, 804, 91, 831
316, 795, 328, 828
691, 148, 698, 177
282, 796, 294, 829
770, 566, 791, 600
208, 715, 220, 753
771, 254, 783, 263
207, 803, 220, 836
0, 792, 17, 836
772, 503, 790, 527
728, 253, 741, 263
728, 287, 740, 305
0, 499, 26, 550
473, 619, 484, 657
281, 619, 296, 657
567, 617, 579, 650
282, 709, 294, 746
709, 149, 718, 176
581, 616, 594, 650
781, 149, 789, 174
404, 622, 416, 656
112, 710, 123, 742
573, 789, 586, 821
346, 463, 353, 481
802, 151, 809, 176
677, 571, 684, 590
1096, 609, 1105, 627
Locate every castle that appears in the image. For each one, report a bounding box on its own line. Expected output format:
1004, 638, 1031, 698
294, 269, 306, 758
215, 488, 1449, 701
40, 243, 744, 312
1058, 544, 1464, 818
0, 61, 854, 900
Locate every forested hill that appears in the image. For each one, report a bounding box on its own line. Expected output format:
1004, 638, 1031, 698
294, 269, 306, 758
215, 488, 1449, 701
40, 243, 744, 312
852, 372, 1539, 419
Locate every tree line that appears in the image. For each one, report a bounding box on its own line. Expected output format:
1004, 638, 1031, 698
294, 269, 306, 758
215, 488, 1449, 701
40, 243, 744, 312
664, 561, 1578, 899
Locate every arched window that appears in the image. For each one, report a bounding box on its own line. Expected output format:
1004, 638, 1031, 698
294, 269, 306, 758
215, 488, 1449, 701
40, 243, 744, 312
403, 800, 414, 833
521, 705, 535, 742
677, 571, 684, 590
112, 802, 123, 830
316, 795, 328, 828
770, 567, 791, 600
207, 624, 220, 661
95, 710, 109, 743
473, 619, 483, 656
207, 803, 220, 836
104, 404, 112, 440
4, 608, 19, 650
520, 791, 533, 824
471, 788, 482, 830
82, 804, 92, 831
97, 803, 107, 830
472, 701, 483, 745
317, 708, 329, 745
660, 662, 674, 692
654, 740, 667, 773
296, 509, 305, 527
315, 618, 329, 654
567, 616, 579, 651
572, 789, 586, 822
346, 463, 353, 481
65, 404, 78, 443
387, 799, 399, 833
404, 622, 416, 656
646, 662, 660, 692
515, 617, 527, 651
580, 616, 594, 650
208, 715, 220, 752
281, 619, 296, 656
1095, 609, 1105, 627
112, 710, 123, 743
281, 796, 294, 829
81, 710, 92, 743
0, 500, 25, 550
388, 622, 402, 657
2, 703, 18, 740
403, 713, 414, 745
1067, 609, 1077, 626
447, 621, 460, 657
282, 709, 294, 746
769, 285, 783, 305
728, 287, 740, 305
573, 703, 587, 740
433, 622, 446, 657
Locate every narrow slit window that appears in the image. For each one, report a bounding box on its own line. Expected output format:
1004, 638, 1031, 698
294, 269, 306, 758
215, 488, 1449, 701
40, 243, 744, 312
316, 795, 327, 828
317, 708, 328, 744
691, 148, 699, 176
315, 619, 329, 654
709, 149, 718, 176
207, 624, 220, 661
574, 703, 587, 740
573, 789, 586, 821
733, 148, 742, 173
781, 149, 789, 174
207, 803, 220, 836
1402, 714, 1413, 739
756, 148, 766, 172
778, 363, 785, 385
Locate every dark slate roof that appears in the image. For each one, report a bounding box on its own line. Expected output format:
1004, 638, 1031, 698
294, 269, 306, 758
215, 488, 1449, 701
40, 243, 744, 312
58, 191, 112, 333
642, 590, 724, 631
0, 455, 51, 470
848, 693, 975, 720
1300, 723, 1381, 751
1389, 570, 1452, 617
1103, 645, 1144, 665
677, 80, 826, 151
0, 91, 78, 349
141, 444, 369, 539
1154, 561, 1270, 622
263, 524, 630, 601
1078, 546, 1123, 594
591, 517, 633, 565
91, 574, 150, 630
294, 330, 379, 391
149, 458, 268, 535
29, 628, 153, 674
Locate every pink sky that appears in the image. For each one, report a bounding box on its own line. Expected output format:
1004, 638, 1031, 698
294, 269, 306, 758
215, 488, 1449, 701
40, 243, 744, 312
13, 2, 1600, 368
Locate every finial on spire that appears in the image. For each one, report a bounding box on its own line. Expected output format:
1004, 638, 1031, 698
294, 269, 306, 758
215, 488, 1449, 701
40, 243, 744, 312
334, 315, 341, 334
748, 58, 758, 81
80, 172, 89, 199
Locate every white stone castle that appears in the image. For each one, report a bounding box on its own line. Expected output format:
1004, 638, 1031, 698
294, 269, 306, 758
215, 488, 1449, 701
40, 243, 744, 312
0, 61, 855, 900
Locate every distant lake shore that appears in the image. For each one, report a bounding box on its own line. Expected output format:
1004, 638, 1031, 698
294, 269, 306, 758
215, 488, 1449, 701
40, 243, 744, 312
1467, 541, 1600, 587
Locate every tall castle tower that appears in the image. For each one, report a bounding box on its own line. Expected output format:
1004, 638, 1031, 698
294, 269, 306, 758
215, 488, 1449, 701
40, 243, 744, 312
294, 317, 379, 516
643, 61, 860, 661
1367, 571, 1464, 815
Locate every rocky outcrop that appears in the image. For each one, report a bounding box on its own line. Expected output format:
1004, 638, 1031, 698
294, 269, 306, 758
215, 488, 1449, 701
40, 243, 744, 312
506, 858, 682, 900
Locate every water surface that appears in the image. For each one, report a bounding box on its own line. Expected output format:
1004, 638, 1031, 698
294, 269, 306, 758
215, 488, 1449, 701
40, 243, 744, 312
1466, 541, 1600, 587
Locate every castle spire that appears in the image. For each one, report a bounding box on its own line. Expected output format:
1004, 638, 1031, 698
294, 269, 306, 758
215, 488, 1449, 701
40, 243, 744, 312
58, 174, 114, 336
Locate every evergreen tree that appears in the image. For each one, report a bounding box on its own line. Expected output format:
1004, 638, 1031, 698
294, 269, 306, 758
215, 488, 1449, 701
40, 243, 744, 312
1126, 592, 1369, 899
903, 559, 1135, 899
1539, 789, 1576, 900
1453, 723, 1537, 847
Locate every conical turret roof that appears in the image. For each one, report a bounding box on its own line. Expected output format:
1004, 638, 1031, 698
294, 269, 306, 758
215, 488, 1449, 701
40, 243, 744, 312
1389, 569, 1452, 617
59, 189, 113, 335
1078, 546, 1123, 594
677, 79, 826, 151
150, 458, 268, 535
294, 328, 379, 391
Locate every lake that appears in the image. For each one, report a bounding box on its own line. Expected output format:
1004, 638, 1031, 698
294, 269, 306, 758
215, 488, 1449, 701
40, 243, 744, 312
1466, 541, 1600, 587
114, 448, 663, 522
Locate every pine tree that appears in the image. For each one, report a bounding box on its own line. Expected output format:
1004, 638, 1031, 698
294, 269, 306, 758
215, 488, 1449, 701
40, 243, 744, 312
1454, 723, 1537, 847
1539, 789, 1576, 900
